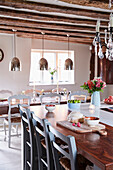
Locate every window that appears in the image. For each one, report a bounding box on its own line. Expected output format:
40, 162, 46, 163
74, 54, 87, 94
29, 49, 74, 85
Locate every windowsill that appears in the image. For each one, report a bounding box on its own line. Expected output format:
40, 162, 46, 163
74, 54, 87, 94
29, 82, 75, 86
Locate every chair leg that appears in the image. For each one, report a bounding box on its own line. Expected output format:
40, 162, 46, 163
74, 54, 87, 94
8, 124, 11, 148
3, 122, 7, 141
16, 125, 19, 136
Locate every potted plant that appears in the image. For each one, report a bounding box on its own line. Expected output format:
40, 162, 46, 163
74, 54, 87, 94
81, 78, 106, 107
49, 67, 57, 83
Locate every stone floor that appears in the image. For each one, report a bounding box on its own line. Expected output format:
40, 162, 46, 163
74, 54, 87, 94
0, 127, 21, 170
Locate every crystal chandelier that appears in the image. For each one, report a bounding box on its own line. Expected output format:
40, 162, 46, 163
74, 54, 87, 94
93, 14, 113, 61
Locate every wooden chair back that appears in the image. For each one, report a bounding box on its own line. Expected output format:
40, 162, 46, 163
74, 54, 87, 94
69, 91, 87, 103
32, 114, 54, 170
40, 93, 61, 105
8, 94, 31, 121
0, 90, 13, 98
47, 124, 78, 170
19, 106, 38, 170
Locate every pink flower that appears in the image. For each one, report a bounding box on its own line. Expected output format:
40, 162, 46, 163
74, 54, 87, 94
96, 83, 100, 88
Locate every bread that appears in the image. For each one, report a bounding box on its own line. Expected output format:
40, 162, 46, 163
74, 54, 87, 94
67, 111, 84, 123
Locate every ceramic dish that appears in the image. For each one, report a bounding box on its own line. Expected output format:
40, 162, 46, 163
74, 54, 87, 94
85, 117, 100, 127
45, 105, 55, 112
68, 103, 81, 111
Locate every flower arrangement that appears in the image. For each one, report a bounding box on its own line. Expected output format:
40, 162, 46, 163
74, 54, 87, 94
49, 67, 57, 75
81, 78, 106, 94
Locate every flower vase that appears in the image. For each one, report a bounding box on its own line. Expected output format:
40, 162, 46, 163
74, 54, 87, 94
91, 91, 100, 107
51, 75, 53, 83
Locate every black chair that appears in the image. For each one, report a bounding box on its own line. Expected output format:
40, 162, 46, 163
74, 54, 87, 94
32, 113, 54, 170
19, 106, 38, 170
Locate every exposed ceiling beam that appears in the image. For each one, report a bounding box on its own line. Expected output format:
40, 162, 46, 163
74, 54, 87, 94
0, 24, 106, 39
0, 0, 110, 20
0, 17, 107, 32
0, 7, 108, 27
0, 28, 92, 44
59, 0, 112, 10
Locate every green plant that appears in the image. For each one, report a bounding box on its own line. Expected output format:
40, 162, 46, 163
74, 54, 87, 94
49, 67, 57, 75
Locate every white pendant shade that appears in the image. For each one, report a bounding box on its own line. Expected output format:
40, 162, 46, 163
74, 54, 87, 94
64, 34, 73, 70
9, 57, 21, 71
39, 32, 48, 70
9, 30, 21, 71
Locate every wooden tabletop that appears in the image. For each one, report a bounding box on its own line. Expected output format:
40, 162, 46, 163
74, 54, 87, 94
30, 104, 113, 170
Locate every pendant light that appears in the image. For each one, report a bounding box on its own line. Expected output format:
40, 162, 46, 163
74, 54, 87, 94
39, 32, 48, 70
9, 29, 21, 71
64, 34, 73, 70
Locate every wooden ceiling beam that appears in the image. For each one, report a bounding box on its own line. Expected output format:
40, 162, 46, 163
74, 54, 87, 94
0, 0, 110, 20
0, 27, 94, 40
0, 8, 108, 27
60, 0, 111, 10
0, 24, 106, 39
0, 28, 92, 44
0, 17, 106, 32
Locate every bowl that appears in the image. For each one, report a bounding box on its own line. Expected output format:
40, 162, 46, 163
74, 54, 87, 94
45, 105, 55, 112
68, 103, 81, 110
85, 117, 100, 127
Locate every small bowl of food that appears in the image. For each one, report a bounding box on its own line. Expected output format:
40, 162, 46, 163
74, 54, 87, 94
45, 104, 55, 112
85, 117, 100, 127
68, 100, 81, 110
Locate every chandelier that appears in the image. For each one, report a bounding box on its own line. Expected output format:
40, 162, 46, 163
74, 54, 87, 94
93, 14, 113, 61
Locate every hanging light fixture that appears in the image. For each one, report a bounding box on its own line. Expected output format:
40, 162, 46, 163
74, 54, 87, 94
64, 34, 73, 70
93, 14, 113, 61
39, 32, 48, 70
9, 29, 21, 71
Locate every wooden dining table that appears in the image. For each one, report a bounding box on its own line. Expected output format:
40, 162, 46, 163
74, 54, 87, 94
30, 103, 113, 170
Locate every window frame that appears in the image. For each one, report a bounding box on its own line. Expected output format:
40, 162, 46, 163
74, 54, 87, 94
29, 49, 75, 86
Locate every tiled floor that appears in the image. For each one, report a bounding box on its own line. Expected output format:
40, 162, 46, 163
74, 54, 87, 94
0, 128, 21, 170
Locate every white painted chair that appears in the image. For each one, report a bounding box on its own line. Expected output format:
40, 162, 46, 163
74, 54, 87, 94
0, 90, 13, 98
40, 93, 61, 105
69, 91, 87, 103
52, 87, 68, 94
3, 94, 31, 148
0, 90, 13, 130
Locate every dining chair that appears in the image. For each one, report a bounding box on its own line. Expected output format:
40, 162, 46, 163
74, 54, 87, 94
19, 106, 38, 170
0, 90, 13, 130
52, 87, 68, 94
32, 114, 54, 170
0, 90, 13, 98
69, 91, 87, 103
24, 89, 41, 97
40, 93, 61, 105
46, 123, 93, 170
3, 94, 31, 147
47, 123, 78, 170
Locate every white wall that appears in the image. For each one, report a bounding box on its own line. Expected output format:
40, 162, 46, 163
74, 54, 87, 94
0, 34, 31, 95
0, 34, 91, 95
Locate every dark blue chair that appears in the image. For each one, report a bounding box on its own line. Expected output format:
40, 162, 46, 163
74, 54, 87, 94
46, 122, 78, 170
32, 114, 54, 170
19, 106, 38, 170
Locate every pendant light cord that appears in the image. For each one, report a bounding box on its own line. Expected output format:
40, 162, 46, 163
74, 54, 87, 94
13, 29, 17, 57
67, 34, 70, 58
14, 31, 16, 57
42, 32, 45, 58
